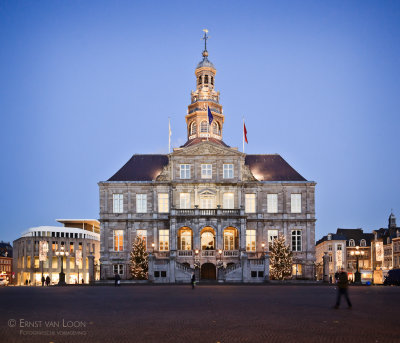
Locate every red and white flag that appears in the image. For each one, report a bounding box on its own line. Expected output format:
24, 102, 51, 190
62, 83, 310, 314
244, 122, 248, 144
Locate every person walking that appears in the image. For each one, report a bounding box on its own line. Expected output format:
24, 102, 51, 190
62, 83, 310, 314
114, 272, 121, 287
41, 276, 45, 287
334, 268, 352, 309
45, 276, 50, 286
191, 272, 196, 289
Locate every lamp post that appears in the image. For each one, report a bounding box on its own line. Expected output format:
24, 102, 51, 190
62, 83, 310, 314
151, 243, 155, 253
55, 245, 69, 286
350, 246, 364, 284
261, 243, 265, 257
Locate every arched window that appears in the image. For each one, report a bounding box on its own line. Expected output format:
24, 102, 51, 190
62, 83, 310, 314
212, 122, 220, 135
223, 227, 239, 250
211, 76, 214, 85
349, 239, 355, 247
198, 76, 202, 85
190, 122, 197, 135
201, 227, 215, 250
200, 121, 208, 133
360, 239, 366, 247
204, 75, 209, 84
178, 227, 192, 251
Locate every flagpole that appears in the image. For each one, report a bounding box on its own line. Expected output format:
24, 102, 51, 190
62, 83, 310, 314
168, 117, 171, 153
243, 117, 245, 153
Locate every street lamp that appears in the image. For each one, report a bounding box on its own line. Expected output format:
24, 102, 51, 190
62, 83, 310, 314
350, 246, 364, 284
151, 242, 155, 253
55, 245, 69, 286
261, 243, 265, 257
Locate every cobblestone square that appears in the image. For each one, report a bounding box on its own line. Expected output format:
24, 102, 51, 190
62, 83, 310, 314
0, 285, 398, 343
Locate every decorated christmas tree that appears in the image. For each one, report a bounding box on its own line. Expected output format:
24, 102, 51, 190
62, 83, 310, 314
269, 234, 293, 280
130, 236, 149, 280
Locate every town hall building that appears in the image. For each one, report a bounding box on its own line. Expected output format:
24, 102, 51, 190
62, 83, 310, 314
98, 33, 316, 283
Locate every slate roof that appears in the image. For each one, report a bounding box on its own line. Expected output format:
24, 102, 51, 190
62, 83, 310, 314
316, 233, 347, 246
0, 242, 13, 258
335, 228, 375, 247
108, 155, 169, 181
107, 152, 308, 182
180, 138, 230, 148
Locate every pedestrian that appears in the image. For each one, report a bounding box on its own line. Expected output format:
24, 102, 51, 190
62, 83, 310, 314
25, 279, 28, 286
41, 276, 45, 287
46, 276, 50, 286
81, 278, 84, 284
191, 272, 196, 289
334, 271, 339, 283
334, 268, 352, 309
114, 272, 121, 287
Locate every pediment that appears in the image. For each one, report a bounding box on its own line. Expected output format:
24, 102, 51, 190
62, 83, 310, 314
173, 141, 242, 157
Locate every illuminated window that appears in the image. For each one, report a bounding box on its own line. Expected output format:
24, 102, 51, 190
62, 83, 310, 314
268, 230, 278, 244
113, 264, 124, 275
159, 230, 169, 251
223, 193, 234, 209
246, 229, 256, 252
137, 230, 147, 250
113, 230, 124, 251
201, 228, 215, 250
200, 195, 215, 209
113, 194, 123, 213
245, 194, 256, 213
201, 164, 212, 179
70, 242, 74, 253
158, 193, 169, 213
224, 228, 238, 250
223, 164, 233, 178
291, 194, 301, 213
292, 264, 302, 276
180, 193, 190, 209
52, 256, 58, 269
178, 228, 192, 250
136, 194, 147, 213
180, 164, 191, 179
70, 257, 75, 269
291, 230, 302, 251
267, 194, 278, 213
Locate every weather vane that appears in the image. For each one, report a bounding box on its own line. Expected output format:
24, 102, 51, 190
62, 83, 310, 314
202, 29, 209, 51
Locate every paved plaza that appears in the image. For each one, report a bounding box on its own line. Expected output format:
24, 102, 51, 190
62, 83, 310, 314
0, 284, 399, 343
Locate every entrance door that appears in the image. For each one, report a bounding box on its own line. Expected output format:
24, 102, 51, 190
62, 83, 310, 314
201, 263, 216, 280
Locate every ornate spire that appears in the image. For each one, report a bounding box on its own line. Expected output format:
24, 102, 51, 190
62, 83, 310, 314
202, 29, 209, 57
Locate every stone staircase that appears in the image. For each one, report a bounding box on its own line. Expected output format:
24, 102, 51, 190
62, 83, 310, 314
224, 262, 242, 282
175, 261, 194, 283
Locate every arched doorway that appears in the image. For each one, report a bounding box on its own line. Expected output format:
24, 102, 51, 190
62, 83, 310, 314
201, 263, 216, 280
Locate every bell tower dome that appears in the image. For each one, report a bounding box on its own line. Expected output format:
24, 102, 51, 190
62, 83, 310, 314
185, 30, 225, 144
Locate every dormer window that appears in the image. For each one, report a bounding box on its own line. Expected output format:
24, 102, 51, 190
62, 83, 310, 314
204, 75, 209, 84
360, 239, 366, 247
349, 239, 355, 247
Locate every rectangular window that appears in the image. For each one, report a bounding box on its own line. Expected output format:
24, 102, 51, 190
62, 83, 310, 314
291, 230, 302, 252
52, 241, 58, 252
245, 194, 256, 213
159, 230, 169, 251
223, 164, 233, 178
158, 193, 169, 213
268, 230, 278, 244
70, 242, 74, 253
246, 229, 256, 252
267, 194, 278, 213
136, 194, 147, 213
291, 194, 301, 213
337, 244, 342, 251
180, 193, 190, 209
201, 164, 212, 179
292, 264, 302, 276
70, 257, 75, 269
113, 230, 124, 251
137, 230, 147, 250
113, 194, 123, 213
52, 256, 58, 269
200, 196, 215, 209
34, 256, 39, 268
223, 193, 234, 209
180, 164, 190, 179
113, 264, 124, 275
328, 245, 332, 251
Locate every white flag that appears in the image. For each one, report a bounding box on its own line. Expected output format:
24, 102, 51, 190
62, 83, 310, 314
168, 118, 172, 153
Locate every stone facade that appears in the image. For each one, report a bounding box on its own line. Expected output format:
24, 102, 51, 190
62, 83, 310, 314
99, 34, 316, 283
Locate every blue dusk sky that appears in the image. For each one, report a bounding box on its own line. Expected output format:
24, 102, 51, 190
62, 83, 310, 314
0, 1, 399, 244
